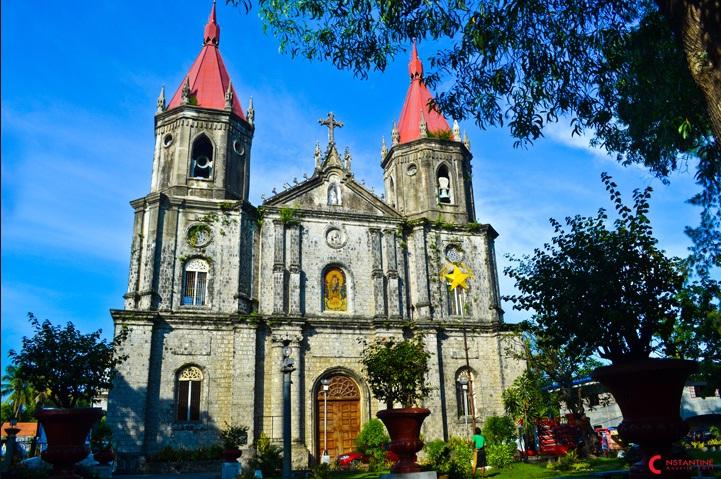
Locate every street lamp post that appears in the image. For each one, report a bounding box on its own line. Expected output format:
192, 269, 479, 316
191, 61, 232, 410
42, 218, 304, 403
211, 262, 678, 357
458, 377, 469, 437
321, 378, 331, 458
281, 343, 296, 479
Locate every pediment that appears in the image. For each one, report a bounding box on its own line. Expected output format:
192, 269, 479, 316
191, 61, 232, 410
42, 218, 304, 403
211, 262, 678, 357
263, 170, 400, 218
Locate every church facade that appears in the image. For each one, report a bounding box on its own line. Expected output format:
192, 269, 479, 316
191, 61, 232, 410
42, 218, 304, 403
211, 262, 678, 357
107, 4, 524, 472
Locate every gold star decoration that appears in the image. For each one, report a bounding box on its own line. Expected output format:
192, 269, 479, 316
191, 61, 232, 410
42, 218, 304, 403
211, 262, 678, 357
444, 266, 470, 290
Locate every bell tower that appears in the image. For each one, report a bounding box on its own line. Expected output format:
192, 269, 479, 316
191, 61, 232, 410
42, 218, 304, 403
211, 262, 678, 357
381, 43, 475, 224
150, 1, 254, 201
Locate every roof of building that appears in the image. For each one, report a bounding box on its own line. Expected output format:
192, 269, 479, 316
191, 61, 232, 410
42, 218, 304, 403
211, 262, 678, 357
167, 1, 245, 118
1, 422, 38, 438
396, 42, 451, 143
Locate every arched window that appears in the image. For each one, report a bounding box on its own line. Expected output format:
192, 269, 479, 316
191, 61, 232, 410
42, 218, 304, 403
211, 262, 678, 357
182, 258, 209, 306
177, 366, 203, 421
387, 176, 396, 208
448, 285, 467, 316
327, 183, 341, 206
455, 368, 475, 418
437, 164, 452, 204
190, 134, 214, 179
323, 267, 347, 311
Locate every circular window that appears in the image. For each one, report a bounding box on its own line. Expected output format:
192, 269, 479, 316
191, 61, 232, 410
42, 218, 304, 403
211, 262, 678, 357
445, 245, 464, 263
407, 164, 418, 176
187, 224, 212, 248
233, 139, 245, 156
163, 133, 174, 147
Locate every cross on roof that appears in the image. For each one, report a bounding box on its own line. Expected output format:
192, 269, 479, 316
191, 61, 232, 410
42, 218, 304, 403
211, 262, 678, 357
319, 112, 344, 145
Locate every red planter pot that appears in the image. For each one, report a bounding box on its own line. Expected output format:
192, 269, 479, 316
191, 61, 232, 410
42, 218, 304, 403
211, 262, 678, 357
592, 359, 697, 478
92, 448, 115, 465
377, 407, 430, 473
222, 448, 242, 462
37, 408, 104, 479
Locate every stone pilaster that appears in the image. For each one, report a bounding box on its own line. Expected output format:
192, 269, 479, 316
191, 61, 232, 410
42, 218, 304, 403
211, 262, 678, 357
232, 324, 257, 440
287, 224, 302, 316
273, 220, 286, 315
383, 229, 401, 318
412, 225, 432, 319
369, 229, 385, 318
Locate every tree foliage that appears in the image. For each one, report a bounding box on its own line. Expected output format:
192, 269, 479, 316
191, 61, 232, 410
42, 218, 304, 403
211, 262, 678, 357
502, 370, 557, 434
228, 0, 721, 273
7, 314, 128, 409
354, 419, 390, 470
359, 332, 431, 408
505, 174, 688, 363
1, 365, 42, 420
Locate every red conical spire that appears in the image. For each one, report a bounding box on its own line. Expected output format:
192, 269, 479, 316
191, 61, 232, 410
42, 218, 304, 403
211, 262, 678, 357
409, 40, 423, 80
204, 0, 220, 46
396, 42, 450, 143
166, 1, 245, 119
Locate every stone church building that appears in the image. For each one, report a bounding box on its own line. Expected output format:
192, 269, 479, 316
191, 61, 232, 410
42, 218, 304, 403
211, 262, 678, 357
108, 4, 524, 472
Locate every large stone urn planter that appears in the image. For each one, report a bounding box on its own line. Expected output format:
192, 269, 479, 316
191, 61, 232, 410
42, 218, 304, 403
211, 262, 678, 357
592, 358, 697, 478
377, 407, 430, 473
37, 407, 104, 479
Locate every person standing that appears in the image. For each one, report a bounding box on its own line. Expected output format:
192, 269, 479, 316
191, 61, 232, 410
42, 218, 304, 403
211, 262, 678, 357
471, 427, 486, 478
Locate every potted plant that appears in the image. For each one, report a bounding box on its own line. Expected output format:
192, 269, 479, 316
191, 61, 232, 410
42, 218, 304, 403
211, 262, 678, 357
504, 175, 703, 478
219, 423, 248, 462
8, 314, 127, 478
91, 417, 115, 465
359, 330, 431, 473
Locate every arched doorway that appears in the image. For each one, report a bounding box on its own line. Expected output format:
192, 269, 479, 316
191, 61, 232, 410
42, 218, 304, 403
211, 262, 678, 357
316, 375, 361, 461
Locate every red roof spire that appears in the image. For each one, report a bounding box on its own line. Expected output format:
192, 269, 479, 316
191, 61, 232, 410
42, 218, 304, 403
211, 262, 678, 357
166, 1, 245, 119
396, 42, 450, 143
204, 0, 220, 46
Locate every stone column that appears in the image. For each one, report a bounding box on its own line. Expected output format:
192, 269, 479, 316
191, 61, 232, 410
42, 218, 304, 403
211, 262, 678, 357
287, 224, 302, 316
138, 195, 163, 310
383, 229, 401, 319
369, 229, 385, 318
412, 225, 432, 319
273, 220, 286, 315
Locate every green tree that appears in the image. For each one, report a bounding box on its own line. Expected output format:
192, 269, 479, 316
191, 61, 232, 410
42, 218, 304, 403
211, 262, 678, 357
502, 370, 557, 434
359, 332, 431, 408
229, 0, 721, 273
1, 365, 39, 420
8, 313, 128, 409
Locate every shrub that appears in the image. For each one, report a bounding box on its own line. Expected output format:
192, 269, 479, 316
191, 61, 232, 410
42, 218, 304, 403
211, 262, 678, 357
309, 463, 331, 479
446, 437, 473, 479
423, 439, 451, 474
250, 433, 282, 477
148, 445, 222, 462
486, 443, 515, 469
546, 451, 591, 472
219, 423, 248, 449
355, 419, 390, 471
482, 416, 516, 445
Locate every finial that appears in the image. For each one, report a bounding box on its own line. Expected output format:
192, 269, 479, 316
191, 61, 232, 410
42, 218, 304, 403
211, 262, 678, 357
204, 0, 221, 46
344, 146, 352, 173
303, 173, 308, 179
247, 96, 255, 125
391, 122, 400, 146
272, 187, 277, 194
261, 194, 267, 201
156, 86, 166, 113
419, 111, 428, 138
293, 177, 298, 184
453, 120, 461, 141
463, 131, 471, 150
381, 136, 388, 159
181, 78, 191, 105
409, 39, 423, 80
314, 142, 322, 170
224, 82, 234, 110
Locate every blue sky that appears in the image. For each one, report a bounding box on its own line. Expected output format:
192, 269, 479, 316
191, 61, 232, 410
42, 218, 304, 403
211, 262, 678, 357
1, 1, 704, 368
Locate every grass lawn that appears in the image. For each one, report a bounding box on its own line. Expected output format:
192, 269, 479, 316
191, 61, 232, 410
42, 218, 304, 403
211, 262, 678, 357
482, 457, 627, 478
325, 458, 627, 479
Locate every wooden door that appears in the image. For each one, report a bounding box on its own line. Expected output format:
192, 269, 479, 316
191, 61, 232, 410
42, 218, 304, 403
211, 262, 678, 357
316, 375, 361, 460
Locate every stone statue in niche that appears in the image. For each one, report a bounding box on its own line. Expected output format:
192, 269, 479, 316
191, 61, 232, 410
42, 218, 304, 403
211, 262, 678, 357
328, 183, 341, 205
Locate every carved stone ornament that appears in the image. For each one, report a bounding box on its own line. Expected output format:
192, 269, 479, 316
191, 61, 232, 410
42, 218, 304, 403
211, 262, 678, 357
325, 227, 346, 249
187, 224, 212, 248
